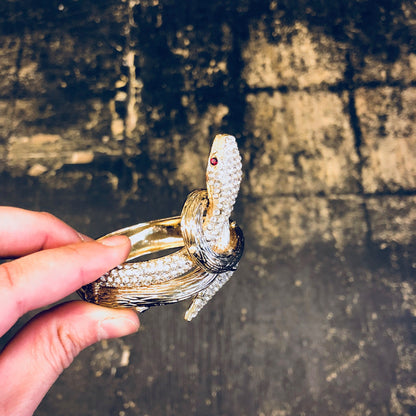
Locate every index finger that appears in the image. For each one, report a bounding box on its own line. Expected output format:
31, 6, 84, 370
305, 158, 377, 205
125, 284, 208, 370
0, 207, 88, 258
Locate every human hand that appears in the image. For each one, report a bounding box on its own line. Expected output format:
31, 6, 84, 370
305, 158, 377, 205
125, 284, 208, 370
0, 207, 140, 416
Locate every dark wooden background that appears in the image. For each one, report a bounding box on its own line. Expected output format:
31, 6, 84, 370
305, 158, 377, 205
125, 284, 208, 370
1, 1, 416, 415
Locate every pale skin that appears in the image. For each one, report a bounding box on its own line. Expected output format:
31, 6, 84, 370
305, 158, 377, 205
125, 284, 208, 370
0, 207, 140, 416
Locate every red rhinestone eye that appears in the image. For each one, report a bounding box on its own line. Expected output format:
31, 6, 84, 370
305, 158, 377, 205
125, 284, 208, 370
210, 157, 218, 166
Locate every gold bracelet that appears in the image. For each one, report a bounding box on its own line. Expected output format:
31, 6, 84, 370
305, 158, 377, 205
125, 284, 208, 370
78, 134, 244, 321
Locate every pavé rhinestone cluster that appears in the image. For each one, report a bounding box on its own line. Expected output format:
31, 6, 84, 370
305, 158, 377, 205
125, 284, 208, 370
101, 252, 194, 287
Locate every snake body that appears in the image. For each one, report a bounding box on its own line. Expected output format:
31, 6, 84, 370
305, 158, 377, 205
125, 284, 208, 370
78, 134, 243, 320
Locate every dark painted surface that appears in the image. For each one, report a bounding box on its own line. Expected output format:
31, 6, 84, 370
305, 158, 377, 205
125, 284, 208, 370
0, 1, 415, 415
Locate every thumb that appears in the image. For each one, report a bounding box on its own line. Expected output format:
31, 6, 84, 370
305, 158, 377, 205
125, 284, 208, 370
0, 301, 139, 416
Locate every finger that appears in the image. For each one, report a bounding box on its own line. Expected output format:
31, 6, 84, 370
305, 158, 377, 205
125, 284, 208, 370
0, 207, 90, 258
0, 301, 139, 416
0, 235, 131, 335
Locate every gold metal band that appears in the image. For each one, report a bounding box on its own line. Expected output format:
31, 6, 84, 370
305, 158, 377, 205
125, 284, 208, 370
99, 216, 184, 261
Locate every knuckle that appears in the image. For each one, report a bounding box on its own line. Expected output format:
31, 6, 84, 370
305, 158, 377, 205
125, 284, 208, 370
0, 261, 16, 290
47, 323, 82, 372
0, 261, 24, 317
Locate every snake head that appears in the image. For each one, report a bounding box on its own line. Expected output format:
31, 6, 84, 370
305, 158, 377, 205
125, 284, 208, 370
205, 134, 242, 246
206, 134, 242, 210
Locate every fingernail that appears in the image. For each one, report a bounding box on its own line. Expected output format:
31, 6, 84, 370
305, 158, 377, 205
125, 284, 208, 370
77, 232, 93, 242
100, 235, 130, 247
98, 316, 140, 340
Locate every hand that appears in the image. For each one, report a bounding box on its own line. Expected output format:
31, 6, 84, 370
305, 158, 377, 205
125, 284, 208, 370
0, 207, 140, 416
